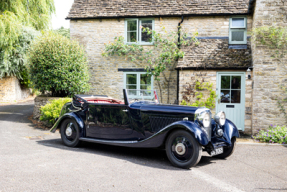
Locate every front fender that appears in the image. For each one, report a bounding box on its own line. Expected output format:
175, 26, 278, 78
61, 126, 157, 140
49, 112, 85, 134
136, 120, 210, 148
222, 119, 240, 145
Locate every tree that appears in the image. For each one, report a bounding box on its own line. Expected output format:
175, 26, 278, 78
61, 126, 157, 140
0, 0, 55, 78
28, 31, 90, 97
102, 22, 198, 103
0, 27, 40, 81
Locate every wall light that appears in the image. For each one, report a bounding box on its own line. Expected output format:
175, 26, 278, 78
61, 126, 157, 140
247, 68, 251, 79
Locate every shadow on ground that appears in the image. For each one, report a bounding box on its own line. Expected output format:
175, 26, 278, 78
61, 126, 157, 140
36, 138, 223, 170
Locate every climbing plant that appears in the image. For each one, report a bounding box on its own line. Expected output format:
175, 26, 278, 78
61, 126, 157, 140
181, 78, 216, 109
102, 20, 199, 103
252, 26, 287, 123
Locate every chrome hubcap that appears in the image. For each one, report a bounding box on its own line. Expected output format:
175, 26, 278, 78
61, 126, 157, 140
175, 143, 186, 155
66, 123, 73, 137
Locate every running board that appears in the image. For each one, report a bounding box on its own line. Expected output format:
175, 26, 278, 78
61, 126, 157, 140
79, 137, 139, 145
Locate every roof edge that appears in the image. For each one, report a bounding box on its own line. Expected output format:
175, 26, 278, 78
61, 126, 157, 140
66, 13, 250, 20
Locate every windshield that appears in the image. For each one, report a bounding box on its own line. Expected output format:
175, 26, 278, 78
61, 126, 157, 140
126, 89, 160, 104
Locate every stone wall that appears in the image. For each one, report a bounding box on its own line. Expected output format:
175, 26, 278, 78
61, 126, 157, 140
0, 77, 31, 102
70, 16, 252, 104
179, 69, 253, 134
251, 0, 287, 133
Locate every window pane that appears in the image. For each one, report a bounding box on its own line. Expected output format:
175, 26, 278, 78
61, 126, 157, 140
127, 20, 137, 31
221, 76, 230, 89
126, 74, 137, 84
231, 76, 241, 89
231, 90, 241, 103
231, 31, 244, 41
127, 32, 137, 42
140, 74, 151, 85
141, 20, 153, 42
221, 90, 230, 103
127, 89, 137, 96
232, 18, 245, 28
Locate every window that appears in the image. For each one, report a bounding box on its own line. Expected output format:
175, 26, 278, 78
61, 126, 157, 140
125, 19, 154, 45
229, 17, 247, 44
124, 72, 154, 98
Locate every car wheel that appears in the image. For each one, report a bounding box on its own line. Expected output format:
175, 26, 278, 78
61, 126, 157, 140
60, 119, 80, 147
165, 130, 202, 169
213, 138, 236, 159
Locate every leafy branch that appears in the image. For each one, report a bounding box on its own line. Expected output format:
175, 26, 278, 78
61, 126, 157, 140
102, 21, 199, 103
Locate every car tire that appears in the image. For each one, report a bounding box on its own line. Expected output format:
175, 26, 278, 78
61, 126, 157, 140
213, 138, 236, 159
165, 130, 202, 169
60, 119, 81, 147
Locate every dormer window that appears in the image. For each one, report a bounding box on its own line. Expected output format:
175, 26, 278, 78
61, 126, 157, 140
125, 18, 154, 45
229, 17, 247, 45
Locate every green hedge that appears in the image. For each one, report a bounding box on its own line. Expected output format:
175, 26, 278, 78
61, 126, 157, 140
40, 98, 72, 125
28, 31, 90, 97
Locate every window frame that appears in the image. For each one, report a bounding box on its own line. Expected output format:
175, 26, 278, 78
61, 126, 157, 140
229, 17, 247, 45
125, 18, 155, 45
123, 72, 154, 99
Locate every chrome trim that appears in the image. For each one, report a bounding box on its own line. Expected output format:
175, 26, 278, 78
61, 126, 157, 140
214, 111, 226, 126
194, 108, 212, 141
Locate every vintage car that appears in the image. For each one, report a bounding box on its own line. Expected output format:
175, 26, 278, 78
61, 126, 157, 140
50, 89, 239, 169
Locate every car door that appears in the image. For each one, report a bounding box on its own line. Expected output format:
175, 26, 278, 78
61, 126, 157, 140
216, 72, 245, 131
86, 104, 133, 139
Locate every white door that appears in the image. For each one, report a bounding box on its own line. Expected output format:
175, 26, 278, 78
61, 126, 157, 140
216, 72, 245, 131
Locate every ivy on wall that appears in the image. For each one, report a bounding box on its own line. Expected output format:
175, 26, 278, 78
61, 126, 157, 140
181, 77, 216, 109
252, 26, 287, 123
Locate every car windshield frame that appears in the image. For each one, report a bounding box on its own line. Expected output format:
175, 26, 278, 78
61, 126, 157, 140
124, 89, 160, 104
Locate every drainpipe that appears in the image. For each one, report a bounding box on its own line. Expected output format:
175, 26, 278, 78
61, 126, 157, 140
176, 16, 184, 104
178, 16, 184, 48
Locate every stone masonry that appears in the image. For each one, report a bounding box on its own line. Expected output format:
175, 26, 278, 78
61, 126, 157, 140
0, 77, 30, 102
251, 0, 287, 133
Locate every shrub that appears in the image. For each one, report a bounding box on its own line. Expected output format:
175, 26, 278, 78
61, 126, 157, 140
253, 125, 287, 144
28, 31, 90, 97
40, 98, 72, 125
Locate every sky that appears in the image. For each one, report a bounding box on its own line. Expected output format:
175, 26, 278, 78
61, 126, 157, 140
51, 0, 75, 29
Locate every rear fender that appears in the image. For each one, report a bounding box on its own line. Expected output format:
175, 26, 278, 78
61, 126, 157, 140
50, 113, 85, 136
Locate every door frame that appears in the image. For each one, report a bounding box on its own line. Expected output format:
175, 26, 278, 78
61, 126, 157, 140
216, 72, 246, 131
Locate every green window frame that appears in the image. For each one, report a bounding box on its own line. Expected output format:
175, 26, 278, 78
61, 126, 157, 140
125, 18, 155, 45
229, 17, 247, 45
123, 72, 154, 98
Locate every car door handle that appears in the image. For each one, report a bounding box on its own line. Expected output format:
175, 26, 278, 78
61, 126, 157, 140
122, 109, 128, 112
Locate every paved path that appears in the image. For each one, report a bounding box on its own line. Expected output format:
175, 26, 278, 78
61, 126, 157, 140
0, 101, 287, 192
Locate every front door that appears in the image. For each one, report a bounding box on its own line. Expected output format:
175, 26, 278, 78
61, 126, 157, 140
216, 72, 245, 131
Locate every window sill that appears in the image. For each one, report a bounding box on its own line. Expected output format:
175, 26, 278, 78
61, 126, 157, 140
228, 45, 247, 49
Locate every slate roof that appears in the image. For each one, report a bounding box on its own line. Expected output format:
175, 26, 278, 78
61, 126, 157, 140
67, 0, 251, 19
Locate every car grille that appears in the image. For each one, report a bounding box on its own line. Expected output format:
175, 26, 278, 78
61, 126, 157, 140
149, 116, 182, 132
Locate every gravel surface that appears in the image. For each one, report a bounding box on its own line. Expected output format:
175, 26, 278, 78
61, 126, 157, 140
0, 101, 286, 192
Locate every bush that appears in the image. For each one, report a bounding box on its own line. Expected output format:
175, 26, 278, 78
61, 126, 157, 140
28, 31, 90, 97
253, 125, 287, 144
40, 98, 72, 125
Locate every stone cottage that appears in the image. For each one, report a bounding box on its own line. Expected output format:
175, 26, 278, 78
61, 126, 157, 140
67, 0, 287, 135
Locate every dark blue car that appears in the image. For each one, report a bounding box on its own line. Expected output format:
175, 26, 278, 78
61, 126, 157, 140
50, 89, 239, 169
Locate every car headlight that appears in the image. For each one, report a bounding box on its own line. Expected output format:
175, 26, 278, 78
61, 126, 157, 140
195, 109, 212, 128
214, 111, 226, 126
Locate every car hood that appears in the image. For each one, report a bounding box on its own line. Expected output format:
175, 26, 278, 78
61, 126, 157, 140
130, 102, 199, 114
